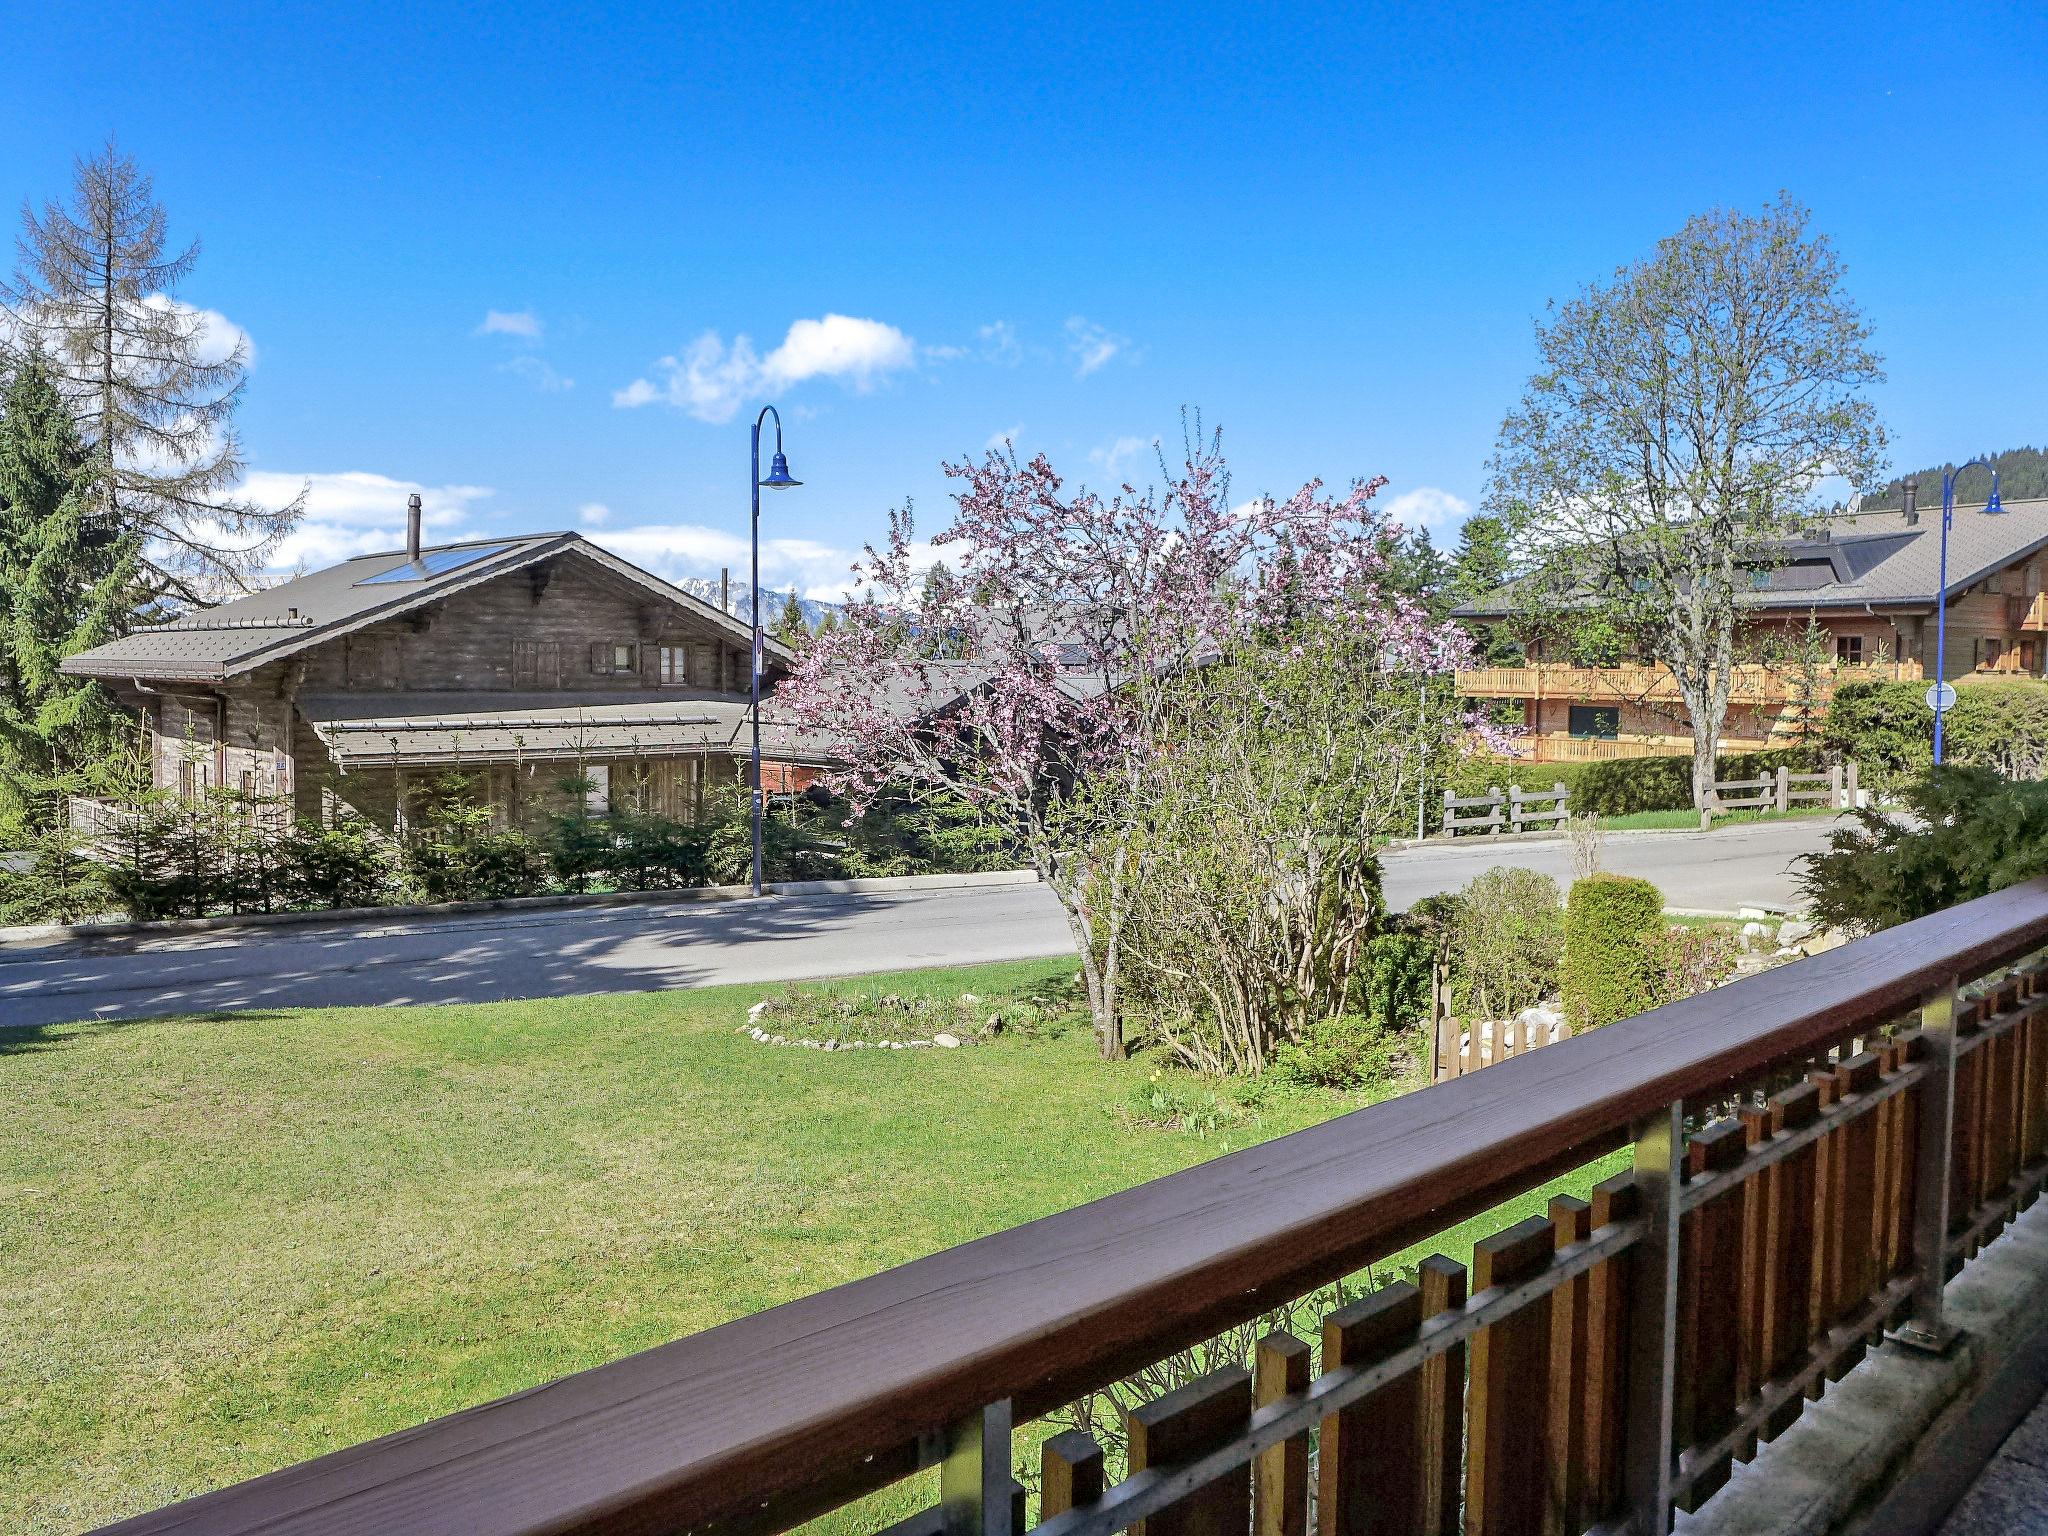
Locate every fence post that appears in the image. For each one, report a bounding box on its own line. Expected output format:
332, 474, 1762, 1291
1442, 788, 1455, 838
1846, 760, 1860, 809
938, 1400, 1015, 1536
1829, 763, 1844, 809
1774, 766, 1789, 814
1509, 784, 1525, 834
1890, 981, 1965, 1355
1623, 1101, 1684, 1536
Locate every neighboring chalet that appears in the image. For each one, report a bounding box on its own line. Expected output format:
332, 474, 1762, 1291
1452, 486, 2048, 762
61, 506, 830, 829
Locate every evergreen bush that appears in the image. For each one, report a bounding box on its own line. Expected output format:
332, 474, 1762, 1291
1270, 1013, 1410, 1090
1562, 873, 1667, 1029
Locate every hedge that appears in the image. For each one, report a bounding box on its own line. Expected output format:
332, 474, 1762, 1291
1562, 873, 1665, 1030
1571, 746, 1822, 816
1826, 678, 2048, 792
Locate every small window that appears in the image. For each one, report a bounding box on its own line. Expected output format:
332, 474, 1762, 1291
589, 641, 638, 676
1835, 635, 1864, 664
659, 645, 688, 685
1748, 568, 1772, 590
1568, 705, 1620, 740
1977, 637, 2003, 671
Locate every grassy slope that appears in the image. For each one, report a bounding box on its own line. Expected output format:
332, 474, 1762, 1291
2, 962, 1614, 1534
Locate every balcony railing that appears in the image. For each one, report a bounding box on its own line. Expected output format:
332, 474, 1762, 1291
1457, 660, 1924, 704
93, 881, 2048, 1536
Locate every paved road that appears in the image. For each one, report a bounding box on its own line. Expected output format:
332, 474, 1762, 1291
1, 818, 1841, 1030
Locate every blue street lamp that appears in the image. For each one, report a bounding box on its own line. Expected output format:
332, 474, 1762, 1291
750, 406, 802, 896
1932, 460, 2005, 764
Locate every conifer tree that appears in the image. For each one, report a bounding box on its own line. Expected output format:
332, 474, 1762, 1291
773, 587, 808, 646
0, 351, 139, 831
4, 142, 302, 602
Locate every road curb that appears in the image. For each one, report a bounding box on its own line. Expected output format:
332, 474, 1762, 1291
0, 868, 1042, 951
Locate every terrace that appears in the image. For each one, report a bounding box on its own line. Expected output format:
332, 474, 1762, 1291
87, 879, 2048, 1536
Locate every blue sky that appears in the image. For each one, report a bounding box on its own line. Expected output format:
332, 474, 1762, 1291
8, 1, 2047, 598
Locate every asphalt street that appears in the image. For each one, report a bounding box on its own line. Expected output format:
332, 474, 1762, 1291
1, 817, 1841, 1030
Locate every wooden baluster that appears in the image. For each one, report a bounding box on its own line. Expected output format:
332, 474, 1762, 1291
1767, 1081, 1821, 1436
1828, 1054, 1882, 1377
1545, 1196, 1591, 1536
1582, 1173, 1637, 1521
1805, 1070, 1840, 1376
1128, 1367, 1253, 1536
1253, 1332, 1311, 1536
1679, 1119, 1745, 1510
1466, 1216, 1556, 1536
1319, 1283, 1422, 1536
1893, 980, 1965, 1354
939, 1401, 1014, 1536
1953, 1003, 1985, 1262
1042, 1431, 1105, 1521
1418, 1256, 1468, 1536
1736, 1102, 1773, 1462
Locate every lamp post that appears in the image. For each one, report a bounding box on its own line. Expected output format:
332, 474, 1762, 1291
749, 405, 802, 896
1931, 461, 2005, 764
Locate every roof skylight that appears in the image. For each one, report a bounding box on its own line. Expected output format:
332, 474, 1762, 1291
356, 543, 516, 586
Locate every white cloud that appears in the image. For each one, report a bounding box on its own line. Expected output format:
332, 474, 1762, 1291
978, 320, 1023, 366
1380, 486, 1472, 540
986, 424, 1024, 451
1065, 316, 1129, 377
238, 470, 496, 574
577, 501, 612, 527
476, 309, 543, 338
1089, 434, 1158, 478
502, 354, 573, 392
614, 313, 917, 423
585, 520, 942, 604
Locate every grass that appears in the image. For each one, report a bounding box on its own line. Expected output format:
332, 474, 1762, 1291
2, 963, 1617, 1535
1595, 803, 1841, 832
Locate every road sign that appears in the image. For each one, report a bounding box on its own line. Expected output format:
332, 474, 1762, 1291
1926, 681, 1958, 712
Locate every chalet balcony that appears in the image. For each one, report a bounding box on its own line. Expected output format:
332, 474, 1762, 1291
2010, 593, 2048, 632
1456, 659, 1924, 705
91, 881, 2048, 1536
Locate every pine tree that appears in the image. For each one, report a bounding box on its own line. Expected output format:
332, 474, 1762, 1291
773, 587, 809, 646
0, 352, 139, 832
3, 142, 303, 602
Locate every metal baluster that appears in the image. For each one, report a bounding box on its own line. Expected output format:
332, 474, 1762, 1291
1623, 1101, 1683, 1536
939, 1400, 1015, 1536
1890, 978, 1966, 1354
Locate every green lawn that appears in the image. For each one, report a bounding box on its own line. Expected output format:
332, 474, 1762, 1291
1596, 803, 1841, 832
2, 963, 1615, 1535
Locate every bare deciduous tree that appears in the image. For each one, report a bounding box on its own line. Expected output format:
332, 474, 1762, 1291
1487, 195, 1886, 809
5, 142, 303, 603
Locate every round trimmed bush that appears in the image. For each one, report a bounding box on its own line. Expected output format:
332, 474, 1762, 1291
1563, 873, 1665, 1030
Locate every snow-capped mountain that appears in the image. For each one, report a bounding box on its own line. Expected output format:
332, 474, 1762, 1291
672, 576, 842, 630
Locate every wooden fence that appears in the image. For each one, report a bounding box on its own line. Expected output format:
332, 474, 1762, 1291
1710, 763, 1859, 815
1442, 781, 1571, 837
1434, 1010, 1573, 1078
91, 882, 2048, 1536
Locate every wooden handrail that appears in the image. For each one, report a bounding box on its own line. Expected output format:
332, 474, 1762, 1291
95, 880, 2048, 1536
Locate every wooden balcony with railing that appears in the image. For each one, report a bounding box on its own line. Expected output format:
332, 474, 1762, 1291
91, 882, 2048, 1536
1456, 659, 1924, 705
2010, 593, 2048, 632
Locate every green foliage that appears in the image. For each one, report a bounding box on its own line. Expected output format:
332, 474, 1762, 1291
1124, 1071, 1248, 1137
1796, 766, 2048, 933
279, 816, 398, 910
1562, 874, 1666, 1030
1571, 747, 1821, 816
0, 353, 138, 834
1825, 679, 2048, 793
1861, 447, 2048, 511
1270, 1013, 1412, 1090
402, 784, 549, 903
1447, 866, 1563, 1020
830, 789, 1013, 877
0, 818, 113, 923
705, 808, 843, 886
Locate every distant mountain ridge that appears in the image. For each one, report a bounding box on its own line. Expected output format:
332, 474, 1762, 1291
671, 576, 842, 630
1861, 446, 2048, 510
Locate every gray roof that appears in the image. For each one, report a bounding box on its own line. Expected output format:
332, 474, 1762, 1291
1453, 497, 2048, 620
61, 532, 792, 683
301, 690, 838, 766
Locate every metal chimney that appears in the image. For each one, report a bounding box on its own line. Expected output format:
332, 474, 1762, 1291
406, 493, 423, 562
1901, 479, 1919, 527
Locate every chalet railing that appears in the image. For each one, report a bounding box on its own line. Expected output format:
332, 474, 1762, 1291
95, 882, 2048, 1536
1457, 659, 1925, 705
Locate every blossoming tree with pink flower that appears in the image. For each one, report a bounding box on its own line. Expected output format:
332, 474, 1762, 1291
770, 428, 1486, 1059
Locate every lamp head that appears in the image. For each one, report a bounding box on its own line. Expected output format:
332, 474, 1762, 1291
760, 451, 802, 491
1987, 469, 2005, 514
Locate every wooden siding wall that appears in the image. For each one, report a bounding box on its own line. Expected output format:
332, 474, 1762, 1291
294, 556, 750, 695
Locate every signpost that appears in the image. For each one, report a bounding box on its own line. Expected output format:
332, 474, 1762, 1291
1925, 681, 1958, 713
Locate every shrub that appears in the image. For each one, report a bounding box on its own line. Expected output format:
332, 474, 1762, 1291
1823, 681, 1929, 794
1654, 922, 1740, 1001
1352, 925, 1436, 1034
0, 822, 113, 924
1947, 681, 2048, 781
1447, 866, 1563, 1021
403, 794, 551, 903
1797, 766, 2048, 932
1562, 874, 1666, 1030
280, 816, 398, 910
1270, 1013, 1412, 1090
1572, 746, 1823, 816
